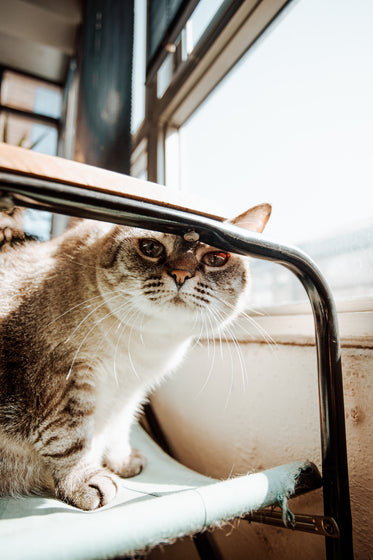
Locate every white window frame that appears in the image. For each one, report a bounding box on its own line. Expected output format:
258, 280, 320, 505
132, 0, 291, 180
132, 0, 373, 343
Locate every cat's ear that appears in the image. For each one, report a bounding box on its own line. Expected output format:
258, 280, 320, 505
227, 203, 271, 233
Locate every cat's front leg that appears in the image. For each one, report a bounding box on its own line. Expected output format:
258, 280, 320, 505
33, 390, 119, 510
99, 399, 147, 478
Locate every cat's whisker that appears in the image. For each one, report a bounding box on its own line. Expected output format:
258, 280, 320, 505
217, 320, 224, 360
210, 304, 249, 395
237, 315, 279, 353
214, 295, 278, 349
83, 317, 122, 378
113, 304, 144, 383
193, 302, 231, 397
190, 309, 206, 350
252, 317, 278, 348
113, 322, 127, 385
65, 294, 122, 344
190, 307, 202, 333
139, 314, 145, 345
67, 300, 132, 380
219, 326, 235, 410
196, 309, 218, 397
47, 289, 125, 328
204, 313, 211, 359
238, 306, 266, 317
223, 322, 248, 393
110, 302, 146, 382
210, 307, 226, 361
64, 288, 143, 343
127, 311, 144, 381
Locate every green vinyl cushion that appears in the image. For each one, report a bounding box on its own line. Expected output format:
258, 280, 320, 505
0, 425, 311, 559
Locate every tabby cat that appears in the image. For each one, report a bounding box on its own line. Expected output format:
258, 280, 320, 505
0, 203, 271, 510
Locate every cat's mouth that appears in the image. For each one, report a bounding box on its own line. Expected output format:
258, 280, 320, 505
170, 292, 207, 310
171, 293, 186, 305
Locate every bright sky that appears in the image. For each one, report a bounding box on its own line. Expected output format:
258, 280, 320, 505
179, 0, 373, 245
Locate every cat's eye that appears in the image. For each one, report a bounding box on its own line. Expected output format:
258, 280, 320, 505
202, 251, 230, 267
139, 238, 165, 259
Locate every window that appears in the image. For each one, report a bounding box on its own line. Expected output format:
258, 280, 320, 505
186, 0, 226, 49
164, 0, 373, 305
0, 71, 63, 240
0, 70, 62, 120
155, 0, 229, 99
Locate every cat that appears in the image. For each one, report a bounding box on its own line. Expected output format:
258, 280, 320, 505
0, 203, 271, 510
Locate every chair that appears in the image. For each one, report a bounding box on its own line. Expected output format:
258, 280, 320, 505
0, 144, 353, 559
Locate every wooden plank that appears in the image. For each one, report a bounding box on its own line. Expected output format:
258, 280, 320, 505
0, 143, 224, 221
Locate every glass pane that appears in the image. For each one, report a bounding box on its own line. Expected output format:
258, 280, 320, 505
155, 0, 229, 97
0, 112, 57, 241
177, 0, 373, 304
1, 71, 62, 119
0, 112, 58, 153
157, 53, 174, 98
132, 0, 147, 133
187, 0, 225, 50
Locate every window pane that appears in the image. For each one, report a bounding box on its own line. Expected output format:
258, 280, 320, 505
0, 112, 57, 241
178, 0, 373, 304
0, 112, 58, 153
157, 53, 174, 98
132, 0, 147, 133
155, 0, 230, 98
187, 0, 225, 50
1, 71, 62, 119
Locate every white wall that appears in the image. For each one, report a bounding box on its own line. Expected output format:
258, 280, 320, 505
150, 341, 373, 559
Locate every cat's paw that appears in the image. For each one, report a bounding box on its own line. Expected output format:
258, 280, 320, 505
104, 448, 146, 478
0, 226, 26, 248
56, 468, 119, 510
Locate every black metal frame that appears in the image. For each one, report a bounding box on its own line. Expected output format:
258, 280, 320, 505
0, 173, 353, 559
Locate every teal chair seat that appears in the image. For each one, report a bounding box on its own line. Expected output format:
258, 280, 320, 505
0, 425, 315, 560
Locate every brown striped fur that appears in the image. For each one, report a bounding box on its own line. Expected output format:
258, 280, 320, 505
0, 204, 271, 510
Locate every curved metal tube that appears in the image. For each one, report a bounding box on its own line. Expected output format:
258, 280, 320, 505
0, 174, 353, 558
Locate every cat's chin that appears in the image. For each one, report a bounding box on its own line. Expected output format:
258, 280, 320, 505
142, 298, 228, 338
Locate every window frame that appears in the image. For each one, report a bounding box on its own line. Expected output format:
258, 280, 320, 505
0, 68, 65, 239
0, 69, 62, 144
132, 0, 291, 181
132, 0, 373, 329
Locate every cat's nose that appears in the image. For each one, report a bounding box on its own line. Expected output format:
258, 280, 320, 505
169, 269, 193, 287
